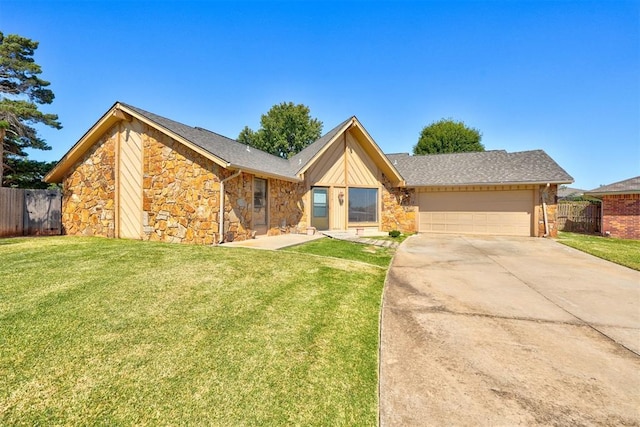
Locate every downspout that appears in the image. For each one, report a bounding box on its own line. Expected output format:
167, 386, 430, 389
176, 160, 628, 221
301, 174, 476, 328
218, 169, 242, 244
541, 183, 550, 237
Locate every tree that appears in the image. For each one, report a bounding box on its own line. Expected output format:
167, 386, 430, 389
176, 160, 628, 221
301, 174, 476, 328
0, 31, 61, 187
3, 158, 57, 188
238, 102, 322, 159
413, 118, 484, 155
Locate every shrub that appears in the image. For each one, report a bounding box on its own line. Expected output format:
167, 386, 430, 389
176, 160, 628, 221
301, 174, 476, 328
388, 230, 401, 238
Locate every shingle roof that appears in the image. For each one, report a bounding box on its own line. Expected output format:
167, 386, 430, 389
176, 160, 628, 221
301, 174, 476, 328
586, 176, 640, 195
122, 103, 297, 180
289, 117, 352, 173
558, 186, 586, 199
386, 150, 573, 186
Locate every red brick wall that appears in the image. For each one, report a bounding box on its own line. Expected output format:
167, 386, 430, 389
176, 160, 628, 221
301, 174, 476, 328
602, 194, 640, 239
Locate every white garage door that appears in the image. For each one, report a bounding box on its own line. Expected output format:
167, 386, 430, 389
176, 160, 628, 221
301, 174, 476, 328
418, 190, 534, 236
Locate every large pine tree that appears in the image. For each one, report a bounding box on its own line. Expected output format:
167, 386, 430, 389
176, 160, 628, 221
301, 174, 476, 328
0, 31, 61, 187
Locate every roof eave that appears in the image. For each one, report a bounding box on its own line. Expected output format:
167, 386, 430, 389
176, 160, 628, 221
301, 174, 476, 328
406, 179, 574, 187
44, 102, 232, 183
227, 164, 303, 183
295, 119, 354, 176
584, 190, 640, 197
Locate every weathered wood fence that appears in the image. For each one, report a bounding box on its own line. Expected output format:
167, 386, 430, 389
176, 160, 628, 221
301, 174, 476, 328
0, 188, 62, 237
557, 201, 601, 233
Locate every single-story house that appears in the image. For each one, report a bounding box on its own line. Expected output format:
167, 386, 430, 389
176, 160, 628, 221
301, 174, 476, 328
585, 176, 640, 239
44, 102, 573, 243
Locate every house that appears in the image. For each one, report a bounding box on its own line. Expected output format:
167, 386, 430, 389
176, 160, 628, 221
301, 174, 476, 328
557, 186, 586, 200
44, 102, 573, 243
585, 176, 640, 239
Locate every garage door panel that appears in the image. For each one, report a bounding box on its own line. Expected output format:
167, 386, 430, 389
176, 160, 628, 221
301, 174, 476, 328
418, 190, 533, 237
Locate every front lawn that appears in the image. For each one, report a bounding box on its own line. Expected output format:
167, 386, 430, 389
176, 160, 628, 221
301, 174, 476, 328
284, 237, 395, 267
0, 237, 385, 425
556, 232, 640, 271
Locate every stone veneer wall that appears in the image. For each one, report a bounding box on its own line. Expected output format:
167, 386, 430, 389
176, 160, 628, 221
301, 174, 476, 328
381, 174, 418, 233
538, 184, 559, 237
601, 194, 640, 239
61, 126, 117, 237
267, 178, 307, 235
141, 124, 253, 244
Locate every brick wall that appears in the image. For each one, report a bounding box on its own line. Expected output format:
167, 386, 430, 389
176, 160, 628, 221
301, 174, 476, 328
602, 194, 640, 239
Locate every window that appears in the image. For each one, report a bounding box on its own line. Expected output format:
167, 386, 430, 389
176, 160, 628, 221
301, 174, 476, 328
348, 188, 378, 223
254, 178, 267, 226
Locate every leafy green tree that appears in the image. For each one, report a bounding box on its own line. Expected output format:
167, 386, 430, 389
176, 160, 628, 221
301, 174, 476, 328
3, 158, 57, 188
239, 102, 322, 159
413, 119, 484, 155
0, 31, 61, 187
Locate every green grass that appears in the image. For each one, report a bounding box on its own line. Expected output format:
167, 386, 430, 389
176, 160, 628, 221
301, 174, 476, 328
556, 232, 640, 271
284, 237, 395, 267
0, 236, 385, 425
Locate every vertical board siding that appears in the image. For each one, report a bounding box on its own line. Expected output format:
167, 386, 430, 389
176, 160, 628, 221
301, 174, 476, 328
0, 188, 25, 237
0, 188, 62, 237
307, 139, 345, 185
118, 124, 143, 239
346, 133, 379, 186
557, 201, 601, 233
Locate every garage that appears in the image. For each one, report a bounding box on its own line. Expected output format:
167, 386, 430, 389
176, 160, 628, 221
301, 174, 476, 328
418, 189, 534, 236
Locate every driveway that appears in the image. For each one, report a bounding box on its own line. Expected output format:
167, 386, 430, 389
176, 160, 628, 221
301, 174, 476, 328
380, 234, 640, 426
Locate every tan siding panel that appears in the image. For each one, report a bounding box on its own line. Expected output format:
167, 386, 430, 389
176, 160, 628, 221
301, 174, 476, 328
346, 133, 379, 186
118, 123, 143, 239
307, 140, 345, 185
332, 187, 346, 230
418, 190, 533, 236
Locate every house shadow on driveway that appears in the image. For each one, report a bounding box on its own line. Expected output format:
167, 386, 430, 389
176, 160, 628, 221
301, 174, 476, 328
380, 234, 640, 426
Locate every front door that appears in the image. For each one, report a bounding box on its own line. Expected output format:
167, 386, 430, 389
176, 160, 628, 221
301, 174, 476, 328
311, 187, 329, 230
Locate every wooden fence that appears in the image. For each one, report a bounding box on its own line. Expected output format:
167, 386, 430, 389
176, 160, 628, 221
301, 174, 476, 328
0, 188, 62, 237
557, 201, 601, 233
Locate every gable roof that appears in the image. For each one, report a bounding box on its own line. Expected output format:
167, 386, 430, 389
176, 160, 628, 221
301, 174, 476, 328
290, 116, 404, 185
585, 176, 640, 196
386, 150, 573, 186
121, 103, 295, 180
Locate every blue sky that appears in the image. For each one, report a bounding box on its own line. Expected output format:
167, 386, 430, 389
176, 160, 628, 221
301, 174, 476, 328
2, 0, 638, 189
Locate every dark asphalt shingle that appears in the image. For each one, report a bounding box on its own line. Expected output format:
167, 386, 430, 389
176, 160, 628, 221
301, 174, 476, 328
586, 176, 640, 195
386, 150, 573, 186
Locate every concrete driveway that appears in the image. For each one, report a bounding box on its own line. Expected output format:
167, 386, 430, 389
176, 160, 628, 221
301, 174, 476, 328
380, 234, 640, 426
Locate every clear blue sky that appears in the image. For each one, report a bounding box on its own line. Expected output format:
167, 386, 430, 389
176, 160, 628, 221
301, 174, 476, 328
2, 0, 638, 190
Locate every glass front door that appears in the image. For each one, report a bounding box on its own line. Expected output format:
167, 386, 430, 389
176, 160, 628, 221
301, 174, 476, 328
311, 187, 329, 230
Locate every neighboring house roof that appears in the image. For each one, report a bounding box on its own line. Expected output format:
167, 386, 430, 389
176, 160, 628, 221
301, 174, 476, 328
386, 150, 573, 186
558, 186, 586, 199
585, 176, 640, 196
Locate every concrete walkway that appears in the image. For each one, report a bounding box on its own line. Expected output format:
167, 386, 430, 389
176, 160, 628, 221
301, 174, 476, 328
321, 230, 399, 248
380, 234, 640, 426
221, 230, 399, 250
220, 233, 325, 250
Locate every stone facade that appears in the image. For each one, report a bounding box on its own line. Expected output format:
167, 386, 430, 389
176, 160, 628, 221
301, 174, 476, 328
601, 194, 640, 239
381, 175, 417, 233
538, 184, 559, 238
267, 179, 307, 235
61, 126, 117, 237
